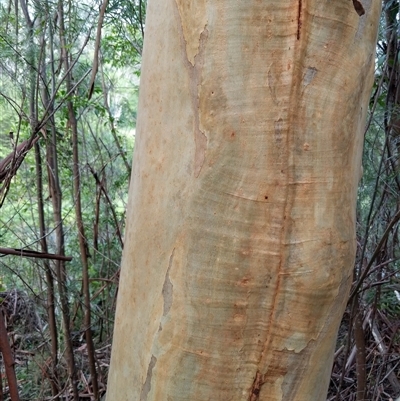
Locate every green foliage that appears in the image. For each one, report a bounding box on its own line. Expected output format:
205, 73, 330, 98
102, 26, 142, 68
103, 0, 145, 68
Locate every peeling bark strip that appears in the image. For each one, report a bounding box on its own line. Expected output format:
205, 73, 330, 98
162, 249, 175, 316
173, 0, 208, 177
140, 355, 157, 401
353, 0, 365, 16
297, 0, 302, 40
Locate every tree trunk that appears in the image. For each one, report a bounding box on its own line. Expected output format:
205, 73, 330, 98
106, 1, 381, 400
34, 141, 60, 399
58, 1, 98, 398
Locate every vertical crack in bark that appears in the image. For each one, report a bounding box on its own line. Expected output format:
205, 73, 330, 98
140, 355, 157, 401
162, 249, 175, 317
172, 0, 208, 178
252, 3, 308, 394
248, 371, 266, 401
297, 0, 302, 40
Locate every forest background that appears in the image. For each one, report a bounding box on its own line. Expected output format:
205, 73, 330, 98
0, 0, 399, 400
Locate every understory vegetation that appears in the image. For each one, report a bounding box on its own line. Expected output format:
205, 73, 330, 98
0, 0, 142, 399
0, 0, 399, 400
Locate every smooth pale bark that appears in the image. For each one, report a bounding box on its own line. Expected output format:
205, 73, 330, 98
106, 1, 380, 400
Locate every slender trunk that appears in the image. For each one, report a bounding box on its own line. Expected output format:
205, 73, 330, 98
0, 361, 3, 401
34, 141, 60, 399
47, 122, 79, 400
58, 1, 98, 397
70, 103, 99, 399
0, 309, 19, 401
353, 296, 366, 401
88, 166, 124, 248
35, 10, 60, 398
99, 59, 131, 176
35, 8, 80, 398
45, 14, 79, 397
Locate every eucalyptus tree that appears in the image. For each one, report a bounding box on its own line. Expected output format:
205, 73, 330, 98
106, 1, 381, 400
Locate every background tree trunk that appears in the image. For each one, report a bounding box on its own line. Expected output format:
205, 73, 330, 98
106, 1, 381, 400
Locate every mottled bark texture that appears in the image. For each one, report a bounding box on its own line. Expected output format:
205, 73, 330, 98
106, 1, 381, 400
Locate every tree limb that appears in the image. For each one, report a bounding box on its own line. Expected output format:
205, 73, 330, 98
0, 247, 72, 261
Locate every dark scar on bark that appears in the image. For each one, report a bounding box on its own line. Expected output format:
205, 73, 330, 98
248, 371, 265, 401
353, 0, 365, 16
